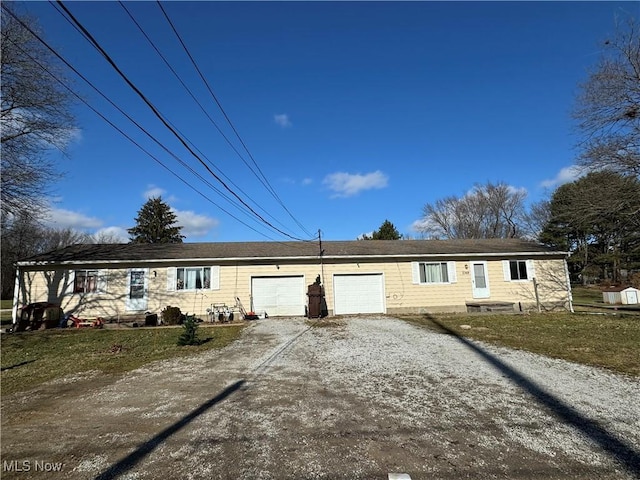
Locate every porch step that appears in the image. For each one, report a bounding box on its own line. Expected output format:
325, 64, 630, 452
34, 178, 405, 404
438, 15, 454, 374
466, 301, 515, 313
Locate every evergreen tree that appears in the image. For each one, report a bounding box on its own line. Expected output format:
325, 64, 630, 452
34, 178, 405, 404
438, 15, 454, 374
540, 172, 640, 283
128, 197, 184, 244
363, 220, 402, 240
177, 315, 200, 346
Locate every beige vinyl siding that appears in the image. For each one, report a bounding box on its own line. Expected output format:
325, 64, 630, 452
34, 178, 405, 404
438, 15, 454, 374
16, 257, 570, 319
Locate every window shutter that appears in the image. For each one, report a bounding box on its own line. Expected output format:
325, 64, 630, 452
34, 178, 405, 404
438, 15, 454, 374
167, 267, 176, 291
502, 260, 511, 281
411, 262, 420, 284
447, 261, 457, 283
97, 270, 108, 294
210, 266, 220, 290
65, 270, 76, 294
526, 260, 536, 280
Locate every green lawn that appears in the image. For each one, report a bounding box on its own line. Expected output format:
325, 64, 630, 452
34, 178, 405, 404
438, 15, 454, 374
571, 285, 605, 304
1, 324, 245, 395
1, 300, 12, 326
400, 312, 640, 377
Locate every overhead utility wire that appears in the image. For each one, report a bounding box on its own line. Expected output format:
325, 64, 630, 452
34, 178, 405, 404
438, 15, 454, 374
47, 1, 278, 234
117, 1, 293, 235
43, 2, 282, 235
1, 4, 281, 241
33, 3, 320, 250
55, 0, 315, 242
156, 1, 315, 240
5, 6, 318, 252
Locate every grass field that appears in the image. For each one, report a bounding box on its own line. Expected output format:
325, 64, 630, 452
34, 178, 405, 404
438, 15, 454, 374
571, 285, 606, 304
401, 311, 640, 377
3, 294, 639, 397
0, 299, 12, 326
0, 324, 245, 395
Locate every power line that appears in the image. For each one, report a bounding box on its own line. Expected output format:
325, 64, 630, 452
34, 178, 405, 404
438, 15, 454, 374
1, 3, 284, 241
156, 1, 315, 239
54, 0, 315, 242
117, 1, 295, 235
45, 2, 282, 233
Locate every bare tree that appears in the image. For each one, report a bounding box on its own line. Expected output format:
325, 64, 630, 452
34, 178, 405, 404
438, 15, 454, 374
573, 16, 640, 177
91, 230, 126, 244
420, 182, 527, 239
521, 199, 551, 240
0, 212, 115, 299
1, 7, 76, 218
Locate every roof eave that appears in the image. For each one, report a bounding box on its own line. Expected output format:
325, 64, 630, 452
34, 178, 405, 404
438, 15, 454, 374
16, 250, 568, 268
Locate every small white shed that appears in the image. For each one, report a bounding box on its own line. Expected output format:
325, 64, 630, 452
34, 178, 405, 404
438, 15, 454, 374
602, 287, 640, 305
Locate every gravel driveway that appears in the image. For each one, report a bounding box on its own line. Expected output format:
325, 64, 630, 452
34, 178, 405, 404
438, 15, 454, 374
2, 316, 639, 479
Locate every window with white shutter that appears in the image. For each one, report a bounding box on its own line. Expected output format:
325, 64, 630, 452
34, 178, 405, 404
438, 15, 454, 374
167, 266, 220, 291
503, 260, 534, 281
411, 261, 456, 284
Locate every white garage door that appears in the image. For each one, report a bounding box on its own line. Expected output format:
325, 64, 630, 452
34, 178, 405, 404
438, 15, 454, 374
334, 274, 385, 315
251, 276, 305, 317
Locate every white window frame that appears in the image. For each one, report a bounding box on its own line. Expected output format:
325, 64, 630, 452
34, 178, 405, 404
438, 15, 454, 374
167, 266, 220, 291
502, 260, 535, 282
412, 261, 457, 285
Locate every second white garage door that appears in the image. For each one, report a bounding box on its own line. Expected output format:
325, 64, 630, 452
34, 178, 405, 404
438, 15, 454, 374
251, 276, 305, 317
333, 273, 385, 315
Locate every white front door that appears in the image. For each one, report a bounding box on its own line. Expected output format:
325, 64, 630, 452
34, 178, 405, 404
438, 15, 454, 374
126, 268, 148, 311
626, 290, 638, 304
471, 262, 490, 299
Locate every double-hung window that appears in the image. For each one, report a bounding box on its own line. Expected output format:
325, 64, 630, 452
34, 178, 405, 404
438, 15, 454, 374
176, 267, 210, 290
412, 261, 457, 284
74, 270, 98, 293
168, 266, 219, 291
503, 260, 534, 281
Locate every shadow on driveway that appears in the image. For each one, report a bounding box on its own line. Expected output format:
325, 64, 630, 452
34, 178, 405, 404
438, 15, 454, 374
94, 380, 245, 480
429, 317, 640, 477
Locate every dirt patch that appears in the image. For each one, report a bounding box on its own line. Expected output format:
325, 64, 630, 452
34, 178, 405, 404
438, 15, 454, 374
2, 317, 639, 479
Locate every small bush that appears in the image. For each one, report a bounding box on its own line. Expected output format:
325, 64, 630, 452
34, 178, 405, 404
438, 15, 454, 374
177, 315, 200, 346
162, 306, 182, 325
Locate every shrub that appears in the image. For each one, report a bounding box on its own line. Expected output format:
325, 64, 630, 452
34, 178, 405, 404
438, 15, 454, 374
177, 315, 200, 346
162, 305, 182, 325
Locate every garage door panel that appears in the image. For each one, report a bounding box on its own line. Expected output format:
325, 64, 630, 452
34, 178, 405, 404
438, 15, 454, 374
334, 274, 385, 315
251, 276, 305, 317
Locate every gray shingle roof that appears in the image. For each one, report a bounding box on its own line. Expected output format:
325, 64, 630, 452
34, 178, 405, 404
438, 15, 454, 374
19, 239, 564, 266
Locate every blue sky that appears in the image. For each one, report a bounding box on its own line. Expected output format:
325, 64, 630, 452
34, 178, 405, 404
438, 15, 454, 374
15, 1, 639, 242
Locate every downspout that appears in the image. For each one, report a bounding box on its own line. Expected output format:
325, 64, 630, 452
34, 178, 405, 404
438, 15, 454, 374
12, 264, 21, 326
563, 254, 574, 313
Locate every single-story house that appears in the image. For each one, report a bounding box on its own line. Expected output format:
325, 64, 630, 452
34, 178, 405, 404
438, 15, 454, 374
12, 239, 572, 322
602, 286, 640, 305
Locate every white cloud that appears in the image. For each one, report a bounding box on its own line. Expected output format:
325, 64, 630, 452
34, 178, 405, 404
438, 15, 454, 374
44, 207, 103, 230
281, 177, 313, 186
410, 218, 431, 232
507, 185, 528, 196
356, 231, 374, 240
93, 226, 129, 243
274, 113, 292, 128
144, 185, 166, 199
540, 165, 585, 189
174, 209, 219, 238
323, 170, 389, 198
